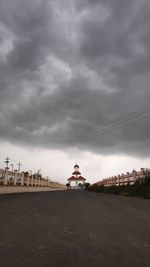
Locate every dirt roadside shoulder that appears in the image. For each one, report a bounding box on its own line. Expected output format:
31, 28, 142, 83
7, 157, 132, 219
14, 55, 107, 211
0, 186, 66, 194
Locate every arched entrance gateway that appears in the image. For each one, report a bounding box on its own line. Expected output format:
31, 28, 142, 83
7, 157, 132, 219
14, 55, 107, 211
67, 164, 86, 189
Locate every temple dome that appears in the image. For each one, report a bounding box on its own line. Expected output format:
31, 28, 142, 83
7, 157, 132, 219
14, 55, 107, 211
74, 164, 79, 168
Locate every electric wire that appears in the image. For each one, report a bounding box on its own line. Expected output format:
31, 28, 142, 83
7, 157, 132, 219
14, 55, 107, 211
65, 106, 150, 146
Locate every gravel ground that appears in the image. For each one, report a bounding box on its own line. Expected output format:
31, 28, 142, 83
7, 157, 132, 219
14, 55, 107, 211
0, 191, 149, 267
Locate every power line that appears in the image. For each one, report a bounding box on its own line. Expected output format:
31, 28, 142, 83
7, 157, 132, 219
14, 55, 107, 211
66, 105, 150, 144
65, 106, 150, 146
69, 112, 150, 146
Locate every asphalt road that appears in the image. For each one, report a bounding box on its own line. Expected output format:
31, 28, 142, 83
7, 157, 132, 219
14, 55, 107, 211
0, 191, 150, 267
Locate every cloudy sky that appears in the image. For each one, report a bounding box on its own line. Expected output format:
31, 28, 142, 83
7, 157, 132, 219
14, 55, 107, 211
0, 0, 150, 184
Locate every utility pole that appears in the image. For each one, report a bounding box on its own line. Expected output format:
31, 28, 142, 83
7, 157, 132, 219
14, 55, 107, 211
4, 157, 10, 170
17, 162, 22, 173
4, 157, 10, 185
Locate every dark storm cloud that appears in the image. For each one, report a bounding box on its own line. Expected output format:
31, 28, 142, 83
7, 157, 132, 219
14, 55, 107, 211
0, 0, 150, 157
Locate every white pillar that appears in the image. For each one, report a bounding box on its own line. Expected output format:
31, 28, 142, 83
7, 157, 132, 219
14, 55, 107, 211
27, 174, 30, 186
132, 170, 137, 183
21, 172, 24, 186
35, 176, 37, 186
4, 169, 8, 185
14, 171, 17, 186
33, 176, 35, 186
31, 175, 33, 186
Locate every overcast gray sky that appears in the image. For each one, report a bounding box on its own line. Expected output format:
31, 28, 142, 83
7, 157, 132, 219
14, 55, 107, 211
0, 0, 150, 184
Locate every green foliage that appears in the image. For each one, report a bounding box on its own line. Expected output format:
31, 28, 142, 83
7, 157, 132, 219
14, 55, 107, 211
89, 176, 150, 199
84, 183, 91, 190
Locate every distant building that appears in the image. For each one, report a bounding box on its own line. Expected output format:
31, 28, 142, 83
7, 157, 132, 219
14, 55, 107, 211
67, 164, 86, 189
93, 168, 150, 187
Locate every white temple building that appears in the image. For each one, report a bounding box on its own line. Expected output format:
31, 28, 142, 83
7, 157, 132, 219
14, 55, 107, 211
67, 164, 86, 189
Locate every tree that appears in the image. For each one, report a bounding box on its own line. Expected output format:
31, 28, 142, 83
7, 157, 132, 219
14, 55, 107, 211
85, 183, 90, 190
66, 183, 70, 190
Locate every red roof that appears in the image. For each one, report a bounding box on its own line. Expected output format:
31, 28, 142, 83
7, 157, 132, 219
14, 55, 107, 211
72, 171, 81, 175
68, 175, 86, 181
78, 176, 86, 181
68, 176, 75, 181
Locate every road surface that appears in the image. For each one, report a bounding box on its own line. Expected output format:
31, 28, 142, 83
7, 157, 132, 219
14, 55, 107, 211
0, 191, 149, 267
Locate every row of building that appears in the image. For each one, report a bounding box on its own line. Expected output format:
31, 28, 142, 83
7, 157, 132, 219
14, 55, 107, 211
0, 168, 54, 187
94, 168, 150, 187
0, 156, 59, 187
